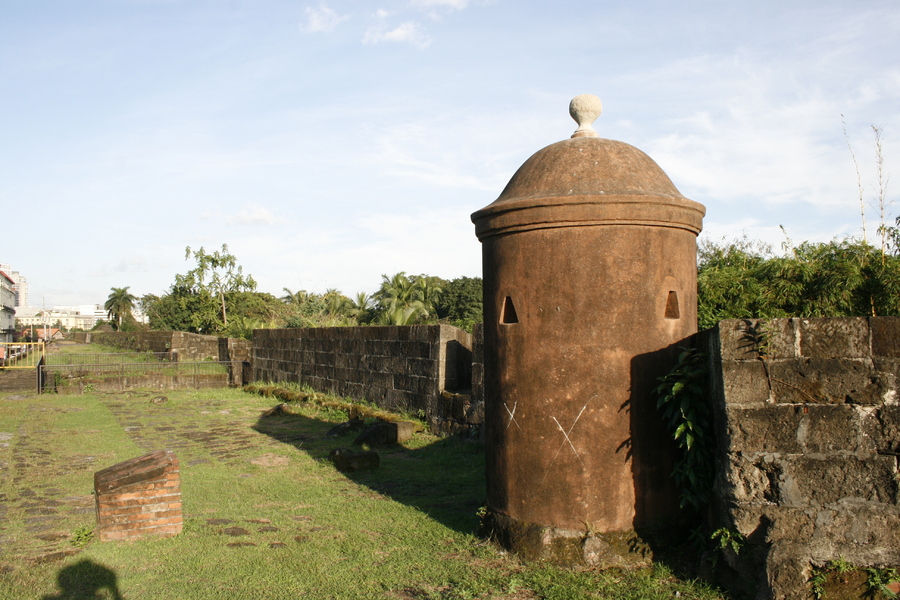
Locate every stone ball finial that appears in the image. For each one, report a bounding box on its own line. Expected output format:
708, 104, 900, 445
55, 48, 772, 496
569, 94, 602, 138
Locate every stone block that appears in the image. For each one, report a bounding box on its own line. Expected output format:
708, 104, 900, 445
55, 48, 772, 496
784, 455, 897, 506
729, 505, 816, 545
94, 450, 182, 542
826, 505, 900, 547
415, 376, 434, 395
721, 454, 784, 504
872, 317, 900, 358
798, 317, 869, 358
329, 448, 379, 472
466, 401, 485, 424
718, 318, 798, 361
720, 359, 770, 405
440, 391, 471, 421
863, 405, 900, 455
353, 421, 414, 446
802, 404, 868, 454
726, 405, 805, 454
768, 358, 885, 405
764, 544, 815, 600
393, 373, 415, 393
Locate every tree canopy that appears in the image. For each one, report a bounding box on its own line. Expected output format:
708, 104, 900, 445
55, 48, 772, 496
104, 287, 137, 331
697, 236, 900, 329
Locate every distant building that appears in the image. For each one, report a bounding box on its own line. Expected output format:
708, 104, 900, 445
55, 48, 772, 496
15, 307, 95, 331
22, 328, 64, 341
0, 271, 16, 342
0, 263, 28, 307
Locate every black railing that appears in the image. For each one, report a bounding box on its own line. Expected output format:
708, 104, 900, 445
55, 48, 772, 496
40, 360, 234, 393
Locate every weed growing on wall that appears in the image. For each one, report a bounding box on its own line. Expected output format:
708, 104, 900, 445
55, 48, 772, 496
654, 347, 713, 510
866, 567, 900, 599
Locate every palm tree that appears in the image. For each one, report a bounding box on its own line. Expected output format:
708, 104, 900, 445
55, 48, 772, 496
374, 273, 429, 325
105, 287, 137, 330
348, 292, 373, 323
414, 276, 444, 318
281, 288, 309, 305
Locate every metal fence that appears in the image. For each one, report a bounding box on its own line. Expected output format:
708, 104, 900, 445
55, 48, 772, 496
0, 342, 45, 369
40, 360, 237, 393
44, 352, 173, 366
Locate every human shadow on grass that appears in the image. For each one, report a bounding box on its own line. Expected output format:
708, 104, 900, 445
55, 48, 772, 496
42, 559, 123, 600
252, 410, 485, 535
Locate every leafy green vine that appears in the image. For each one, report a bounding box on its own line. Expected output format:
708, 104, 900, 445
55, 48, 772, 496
654, 346, 713, 510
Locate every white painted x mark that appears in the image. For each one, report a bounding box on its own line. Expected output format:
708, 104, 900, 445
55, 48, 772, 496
548, 395, 596, 470
504, 400, 522, 431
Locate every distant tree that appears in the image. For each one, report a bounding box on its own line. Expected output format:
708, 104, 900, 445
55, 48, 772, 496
435, 276, 482, 332
321, 289, 349, 317
281, 288, 309, 305
372, 272, 443, 325
104, 287, 137, 331
697, 236, 900, 329
176, 244, 257, 329
348, 292, 374, 323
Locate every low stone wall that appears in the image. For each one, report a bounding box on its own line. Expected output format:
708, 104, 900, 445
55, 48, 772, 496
82, 331, 251, 367
88, 331, 221, 361
252, 325, 480, 434
703, 317, 900, 600
53, 372, 231, 394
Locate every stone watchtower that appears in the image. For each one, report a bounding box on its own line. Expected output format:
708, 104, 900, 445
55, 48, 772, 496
471, 95, 706, 563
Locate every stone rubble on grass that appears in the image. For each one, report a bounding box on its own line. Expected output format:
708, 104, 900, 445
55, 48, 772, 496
328, 448, 380, 472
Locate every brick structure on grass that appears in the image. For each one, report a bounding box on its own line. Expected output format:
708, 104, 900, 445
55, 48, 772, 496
94, 450, 183, 542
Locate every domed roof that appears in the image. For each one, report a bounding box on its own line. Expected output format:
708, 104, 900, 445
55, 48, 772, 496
493, 136, 686, 205
471, 95, 705, 240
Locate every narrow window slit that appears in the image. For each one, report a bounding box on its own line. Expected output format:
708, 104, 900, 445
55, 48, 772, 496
664, 291, 680, 319
501, 296, 519, 324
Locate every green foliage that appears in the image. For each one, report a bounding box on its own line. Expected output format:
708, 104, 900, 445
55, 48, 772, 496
70, 525, 94, 547
810, 568, 828, 599
143, 258, 278, 335
435, 276, 483, 332
809, 557, 871, 600
830, 556, 856, 575
279, 287, 360, 328
866, 567, 900, 599
698, 236, 900, 329
174, 244, 258, 330
654, 347, 713, 509
104, 286, 136, 331
373, 272, 444, 325
710, 528, 745, 555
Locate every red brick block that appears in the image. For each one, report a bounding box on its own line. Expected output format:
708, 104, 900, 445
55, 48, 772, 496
94, 450, 182, 542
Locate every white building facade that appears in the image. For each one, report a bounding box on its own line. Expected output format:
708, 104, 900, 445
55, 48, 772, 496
0, 263, 28, 308
15, 307, 97, 331
0, 271, 16, 342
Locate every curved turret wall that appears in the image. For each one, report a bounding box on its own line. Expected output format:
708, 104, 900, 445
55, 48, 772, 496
472, 99, 705, 561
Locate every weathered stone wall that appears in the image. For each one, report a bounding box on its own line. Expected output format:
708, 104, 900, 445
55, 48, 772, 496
252, 325, 479, 434
703, 317, 900, 600
85, 331, 251, 365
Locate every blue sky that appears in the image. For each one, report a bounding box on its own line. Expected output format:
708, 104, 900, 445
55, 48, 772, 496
2, 0, 898, 307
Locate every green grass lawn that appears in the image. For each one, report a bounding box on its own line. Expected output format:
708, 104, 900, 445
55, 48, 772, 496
0, 386, 726, 600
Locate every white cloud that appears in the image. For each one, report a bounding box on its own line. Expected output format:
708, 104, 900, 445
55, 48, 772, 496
374, 133, 499, 190
89, 256, 152, 279
411, 0, 468, 8
300, 4, 348, 33
362, 11, 431, 48
200, 204, 279, 227
411, 0, 469, 19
